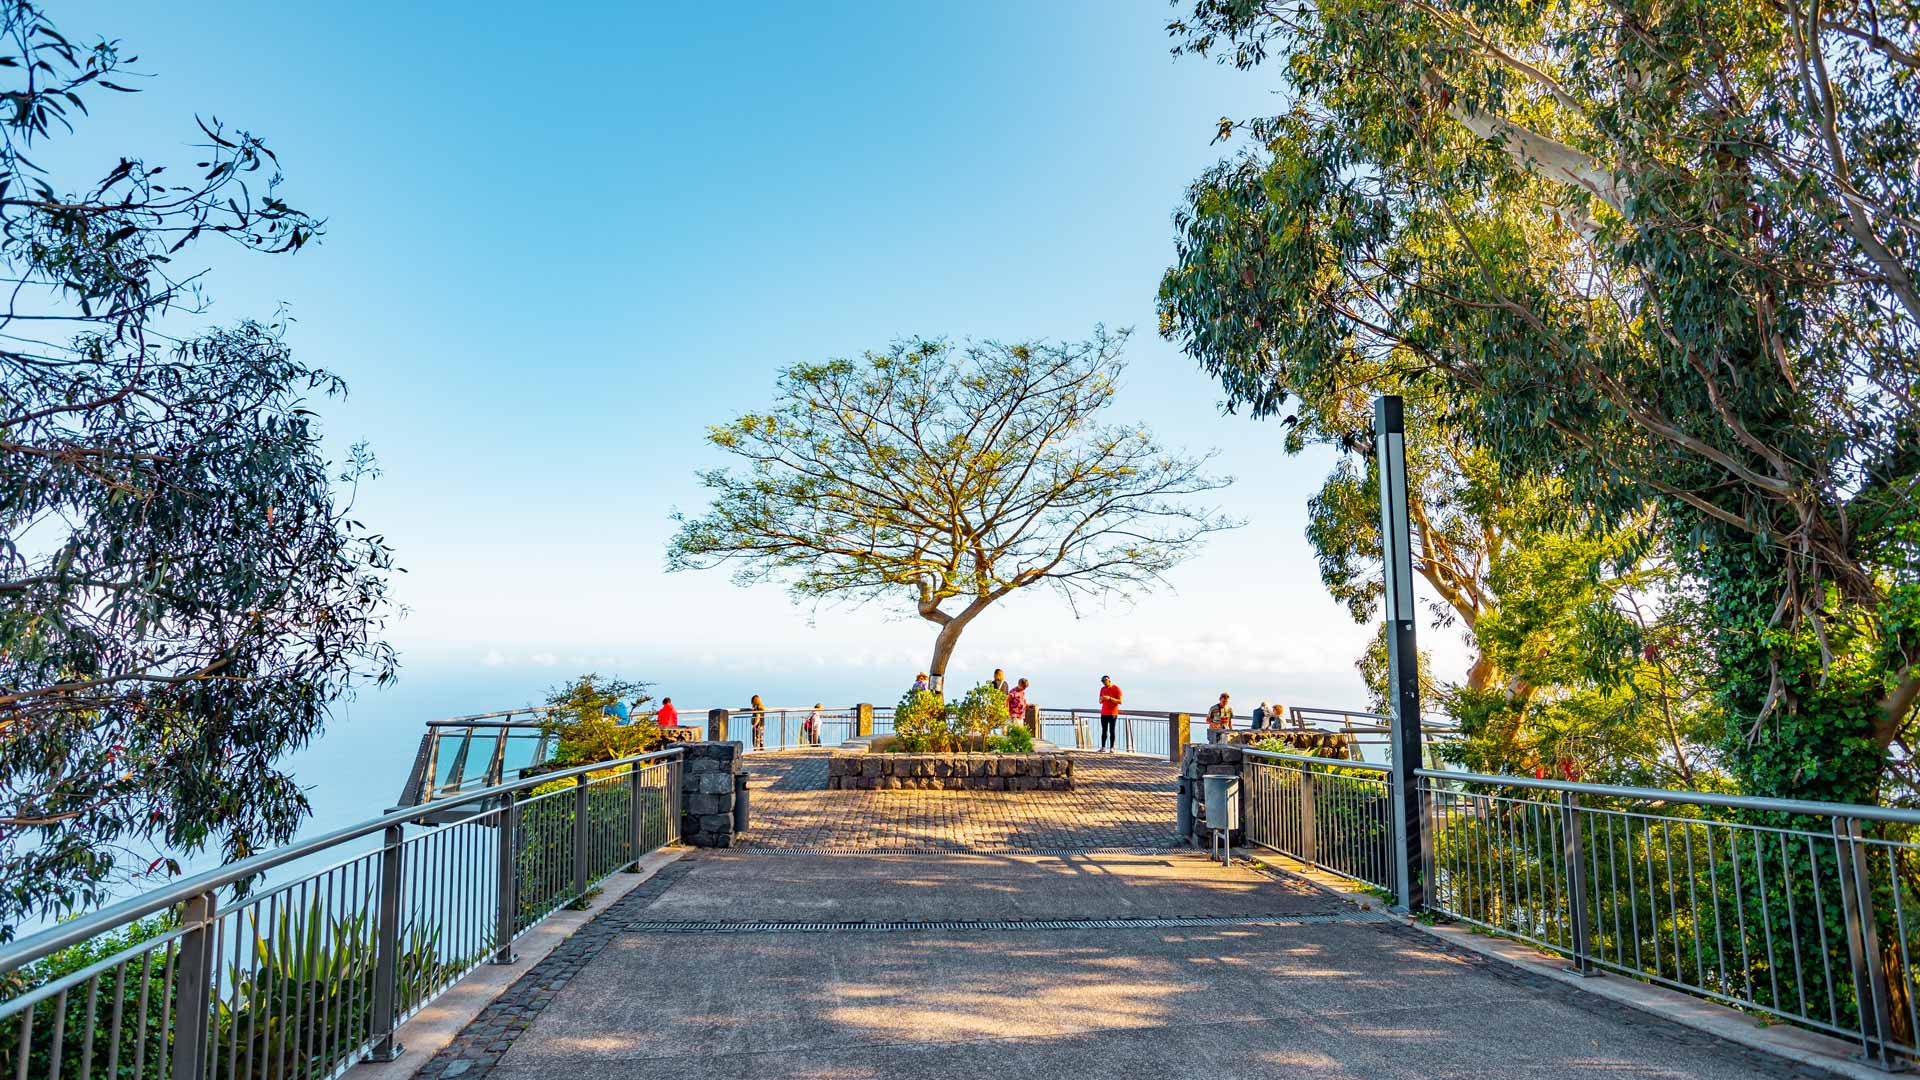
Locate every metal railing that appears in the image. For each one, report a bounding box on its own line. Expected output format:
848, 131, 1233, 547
0, 747, 684, 1080
1419, 768, 1920, 1068
728, 707, 859, 751
1039, 709, 1177, 755
1242, 749, 1395, 891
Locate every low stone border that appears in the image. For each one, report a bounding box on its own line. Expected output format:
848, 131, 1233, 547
827, 750, 1073, 790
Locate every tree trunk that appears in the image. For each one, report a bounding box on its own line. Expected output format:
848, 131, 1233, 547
926, 604, 989, 686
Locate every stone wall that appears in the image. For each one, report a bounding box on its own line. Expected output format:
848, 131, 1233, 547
656, 726, 704, 746
827, 751, 1072, 791
1180, 743, 1248, 845
1205, 728, 1354, 756
678, 741, 742, 847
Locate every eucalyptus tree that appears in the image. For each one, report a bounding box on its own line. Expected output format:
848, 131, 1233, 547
1158, 0, 1919, 803
667, 329, 1235, 681
0, 3, 394, 936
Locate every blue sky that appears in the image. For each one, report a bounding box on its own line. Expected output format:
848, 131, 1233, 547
74, 0, 1471, 748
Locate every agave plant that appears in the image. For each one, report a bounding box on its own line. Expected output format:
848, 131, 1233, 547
212, 898, 462, 1078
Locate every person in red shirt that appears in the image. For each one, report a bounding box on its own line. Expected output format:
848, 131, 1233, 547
655, 697, 679, 727
1098, 675, 1123, 751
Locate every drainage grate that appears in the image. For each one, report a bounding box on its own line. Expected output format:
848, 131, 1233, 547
729, 845, 1186, 856
620, 912, 1389, 935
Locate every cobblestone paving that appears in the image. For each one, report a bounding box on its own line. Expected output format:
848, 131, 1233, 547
736, 748, 1180, 851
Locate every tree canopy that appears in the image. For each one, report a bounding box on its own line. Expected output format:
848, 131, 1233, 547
1159, 0, 1918, 802
0, 2, 393, 936
667, 329, 1235, 678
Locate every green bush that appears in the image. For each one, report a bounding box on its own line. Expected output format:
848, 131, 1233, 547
985, 726, 1034, 753
891, 685, 1024, 752
0, 913, 178, 1079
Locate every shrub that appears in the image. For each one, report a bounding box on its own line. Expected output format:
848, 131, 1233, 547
953, 683, 1010, 739
542, 673, 661, 768
891, 685, 1024, 752
0, 913, 178, 1079
893, 689, 959, 751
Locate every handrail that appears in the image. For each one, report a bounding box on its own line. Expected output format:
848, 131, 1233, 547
1416, 765, 1920, 826
1243, 747, 1392, 773
0, 744, 689, 974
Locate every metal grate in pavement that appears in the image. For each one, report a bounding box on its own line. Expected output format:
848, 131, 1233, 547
619, 912, 1390, 935
730, 844, 1186, 856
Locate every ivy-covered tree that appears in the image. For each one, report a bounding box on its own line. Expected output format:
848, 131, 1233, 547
667, 329, 1235, 681
1159, 0, 1919, 804
0, 3, 394, 937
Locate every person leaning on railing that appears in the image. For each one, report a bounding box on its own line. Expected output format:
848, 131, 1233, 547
1206, 693, 1233, 743
749, 693, 767, 750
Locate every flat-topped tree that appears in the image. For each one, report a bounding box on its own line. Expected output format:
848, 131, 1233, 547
667, 328, 1234, 683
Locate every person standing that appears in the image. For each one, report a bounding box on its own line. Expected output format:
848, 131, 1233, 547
804, 703, 823, 746
656, 697, 679, 727
912, 672, 930, 693
749, 693, 767, 751
1006, 678, 1029, 730
1206, 693, 1234, 743
1252, 700, 1270, 731
1098, 675, 1123, 752
991, 668, 1011, 694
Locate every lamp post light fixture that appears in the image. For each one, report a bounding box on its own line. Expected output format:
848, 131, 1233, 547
1375, 394, 1428, 912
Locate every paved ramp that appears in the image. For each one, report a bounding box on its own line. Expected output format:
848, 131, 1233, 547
408, 852, 1837, 1080
736, 749, 1180, 852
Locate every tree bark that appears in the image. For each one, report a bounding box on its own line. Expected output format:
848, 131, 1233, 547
925, 602, 990, 684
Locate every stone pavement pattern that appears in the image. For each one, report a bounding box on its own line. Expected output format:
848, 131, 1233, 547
410, 852, 1840, 1080
737, 748, 1178, 851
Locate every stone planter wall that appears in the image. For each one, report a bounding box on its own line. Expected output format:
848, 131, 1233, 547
678, 741, 742, 847
1180, 743, 1248, 846
827, 751, 1073, 791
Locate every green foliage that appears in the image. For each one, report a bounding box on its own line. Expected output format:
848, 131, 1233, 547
667, 330, 1235, 675
985, 725, 1035, 753
211, 901, 458, 1078
953, 683, 1010, 738
890, 685, 1024, 752
1438, 524, 1724, 787
540, 674, 660, 768
0, 914, 178, 1078
1159, 0, 1920, 803
0, 3, 395, 937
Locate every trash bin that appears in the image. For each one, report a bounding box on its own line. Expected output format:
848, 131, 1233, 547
1202, 774, 1240, 832
733, 771, 750, 833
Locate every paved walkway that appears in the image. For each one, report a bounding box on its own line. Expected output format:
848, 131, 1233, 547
410, 852, 1839, 1080
736, 748, 1179, 852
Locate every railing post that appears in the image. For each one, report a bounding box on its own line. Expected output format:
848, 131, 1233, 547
168, 891, 217, 1080
628, 761, 647, 868
669, 756, 684, 844
370, 823, 405, 1061
708, 708, 730, 742
856, 703, 873, 737
1168, 712, 1189, 764
493, 794, 517, 963
1024, 703, 1041, 737
1560, 791, 1596, 976
572, 776, 591, 903
1836, 817, 1898, 1068
1299, 768, 1317, 865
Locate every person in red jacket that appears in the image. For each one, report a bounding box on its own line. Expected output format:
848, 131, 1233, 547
656, 697, 679, 727
1097, 675, 1123, 751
